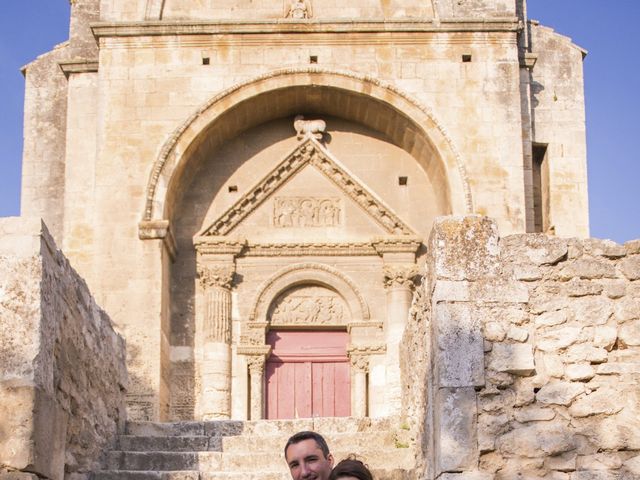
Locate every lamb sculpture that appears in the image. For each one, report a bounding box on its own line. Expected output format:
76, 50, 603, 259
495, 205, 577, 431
294, 115, 326, 140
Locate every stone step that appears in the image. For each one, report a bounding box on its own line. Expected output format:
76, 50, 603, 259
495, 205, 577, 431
93, 469, 414, 480
119, 436, 222, 452
92, 472, 200, 480
125, 416, 401, 438
126, 421, 244, 437
221, 430, 400, 453
107, 449, 415, 472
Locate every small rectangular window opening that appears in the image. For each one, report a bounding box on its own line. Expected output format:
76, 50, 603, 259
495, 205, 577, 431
228, 185, 238, 193
398, 176, 408, 186
309, 55, 318, 64
202, 57, 210, 65
532, 143, 549, 233
462, 54, 472, 63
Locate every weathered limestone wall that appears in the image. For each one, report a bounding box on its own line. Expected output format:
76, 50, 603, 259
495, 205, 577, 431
0, 218, 127, 480
529, 22, 589, 237
401, 216, 640, 480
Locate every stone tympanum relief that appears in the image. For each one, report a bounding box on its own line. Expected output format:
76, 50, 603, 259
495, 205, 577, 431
268, 285, 348, 326
273, 197, 341, 227
285, 0, 312, 19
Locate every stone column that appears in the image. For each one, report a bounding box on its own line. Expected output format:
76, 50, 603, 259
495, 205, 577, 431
349, 353, 369, 417
247, 355, 266, 420
382, 264, 418, 413
197, 263, 234, 419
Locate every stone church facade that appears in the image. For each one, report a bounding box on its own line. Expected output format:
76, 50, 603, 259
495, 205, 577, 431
20, 0, 589, 424
6, 0, 638, 479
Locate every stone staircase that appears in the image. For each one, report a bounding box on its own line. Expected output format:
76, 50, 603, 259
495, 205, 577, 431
92, 417, 417, 480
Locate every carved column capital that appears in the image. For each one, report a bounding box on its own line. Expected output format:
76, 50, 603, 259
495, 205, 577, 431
350, 354, 369, 372
197, 264, 235, 289
247, 355, 266, 375
383, 264, 419, 289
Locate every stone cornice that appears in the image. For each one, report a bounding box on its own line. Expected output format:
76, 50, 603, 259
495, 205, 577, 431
58, 60, 99, 78
138, 220, 177, 260
91, 18, 520, 38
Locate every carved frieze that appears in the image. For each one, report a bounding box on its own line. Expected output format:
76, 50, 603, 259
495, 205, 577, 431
247, 355, 266, 375
269, 285, 348, 326
273, 197, 341, 228
349, 354, 369, 372
383, 264, 420, 289
197, 264, 235, 290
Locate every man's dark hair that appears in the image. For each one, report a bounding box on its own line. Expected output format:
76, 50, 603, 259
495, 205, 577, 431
284, 431, 330, 459
328, 457, 373, 480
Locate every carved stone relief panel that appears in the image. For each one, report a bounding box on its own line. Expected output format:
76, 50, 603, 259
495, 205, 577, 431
268, 285, 349, 326
273, 197, 341, 228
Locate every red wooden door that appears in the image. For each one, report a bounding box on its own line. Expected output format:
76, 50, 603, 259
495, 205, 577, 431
265, 330, 350, 419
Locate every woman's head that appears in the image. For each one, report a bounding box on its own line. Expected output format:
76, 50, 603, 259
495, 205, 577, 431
329, 457, 373, 480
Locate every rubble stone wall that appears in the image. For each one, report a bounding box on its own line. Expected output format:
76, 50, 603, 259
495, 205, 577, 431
402, 215, 640, 480
0, 218, 127, 480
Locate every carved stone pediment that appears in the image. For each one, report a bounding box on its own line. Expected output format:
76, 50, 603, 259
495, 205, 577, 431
197, 137, 415, 237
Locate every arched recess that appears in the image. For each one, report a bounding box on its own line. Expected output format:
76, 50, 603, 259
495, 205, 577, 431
140, 67, 473, 232
249, 262, 370, 326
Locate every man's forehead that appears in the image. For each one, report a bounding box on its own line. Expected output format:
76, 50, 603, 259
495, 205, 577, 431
286, 438, 325, 459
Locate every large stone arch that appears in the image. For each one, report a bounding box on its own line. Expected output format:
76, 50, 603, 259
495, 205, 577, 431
141, 67, 473, 229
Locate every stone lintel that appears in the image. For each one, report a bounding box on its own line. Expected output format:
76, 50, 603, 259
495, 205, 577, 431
58, 60, 99, 78
139, 220, 177, 260
91, 19, 520, 38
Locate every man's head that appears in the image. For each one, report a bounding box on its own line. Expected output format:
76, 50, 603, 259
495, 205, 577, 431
284, 431, 334, 480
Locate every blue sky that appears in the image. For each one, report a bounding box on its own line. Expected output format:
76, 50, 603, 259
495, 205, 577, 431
0, 2, 638, 243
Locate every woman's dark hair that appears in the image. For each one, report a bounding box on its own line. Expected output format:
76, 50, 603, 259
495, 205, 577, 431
329, 457, 373, 480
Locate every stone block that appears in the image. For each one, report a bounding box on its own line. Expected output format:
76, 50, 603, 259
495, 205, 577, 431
438, 473, 494, 480
435, 387, 478, 474
429, 216, 500, 281
489, 343, 535, 376
536, 382, 584, 406
565, 345, 608, 364
565, 364, 595, 382
593, 326, 617, 350
624, 240, 640, 255
501, 234, 568, 266
433, 303, 485, 387
615, 297, 640, 323
536, 327, 582, 352
557, 259, 617, 281
569, 390, 624, 418
514, 406, 556, 423
583, 239, 626, 258
496, 424, 576, 458
571, 297, 613, 326
621, 256, 640, 281
619, 321, 640, 347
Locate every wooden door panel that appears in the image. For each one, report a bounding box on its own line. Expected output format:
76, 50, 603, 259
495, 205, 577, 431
266, 330, 350, 419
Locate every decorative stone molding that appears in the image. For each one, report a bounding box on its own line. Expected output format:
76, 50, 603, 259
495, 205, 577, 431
237, 345, 272, 357
243, 241, 378, 257
197, 264, 235, 290
269, 285, 348, 326
249, 262, 370, 322
347, 344, 387, 356
194, 236, 246, 256
383, 264, 420, 288
347, 321, 384, 332
373, 236, 422, 255
198, 138, 414, 236
93, 20, 520, 40
141, 67, 473, 224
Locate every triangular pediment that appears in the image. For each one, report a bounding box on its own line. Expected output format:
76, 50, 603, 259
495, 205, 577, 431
198, 137, 415, 237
